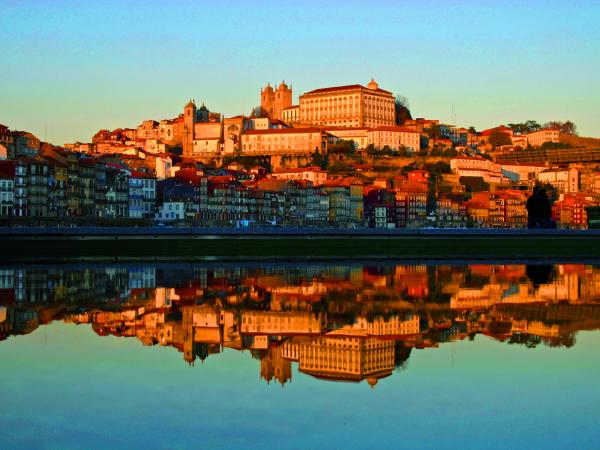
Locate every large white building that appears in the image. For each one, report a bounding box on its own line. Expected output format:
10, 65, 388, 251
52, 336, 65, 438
299, 79, 396, 128
537, 168, 579, 193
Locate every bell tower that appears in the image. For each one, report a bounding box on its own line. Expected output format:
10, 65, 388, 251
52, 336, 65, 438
183, 100, 196, 157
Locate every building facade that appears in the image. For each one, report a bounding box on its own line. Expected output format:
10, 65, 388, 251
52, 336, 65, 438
241, 128, 331, 156
299, 79, 395, 128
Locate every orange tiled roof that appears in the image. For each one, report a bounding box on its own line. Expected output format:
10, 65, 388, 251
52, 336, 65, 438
303, 84, 392, 95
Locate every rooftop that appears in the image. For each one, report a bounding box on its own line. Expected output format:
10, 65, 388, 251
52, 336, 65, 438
244, 127, 324, 136
302, 83, 392, 96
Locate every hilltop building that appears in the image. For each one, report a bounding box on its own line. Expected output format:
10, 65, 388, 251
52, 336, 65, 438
260, 82, 293, 121
299, 79, 395, 128
182, 100, 215, 158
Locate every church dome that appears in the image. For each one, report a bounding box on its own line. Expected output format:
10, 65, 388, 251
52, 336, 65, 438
199, 102, 208, 111
278, 80, 288, 90
367, 78, 379, 90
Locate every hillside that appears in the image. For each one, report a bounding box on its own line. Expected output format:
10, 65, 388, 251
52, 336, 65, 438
560, 134, 600, 148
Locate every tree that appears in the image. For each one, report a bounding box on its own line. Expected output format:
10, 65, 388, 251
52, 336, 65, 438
442, 148, 458, 157
430, 161, 451, 175
525, 120, 541, 132
395, 95, 412, 125
308, 150, 328, 170
426, 124, 442, 140
544, 120, 578, 136
250, 106, 269, 118
507, 120, 541, 134
328, 139, 356, 155
488, 130, 512, 148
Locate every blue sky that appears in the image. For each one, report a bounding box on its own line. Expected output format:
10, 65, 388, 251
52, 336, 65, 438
1, 0, 599, 144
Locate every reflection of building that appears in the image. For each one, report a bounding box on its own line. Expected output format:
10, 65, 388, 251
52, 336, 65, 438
297, 336, 395, 385
328, 315, 420, 338
5, 262, 600, 385
241, 311, 323, 335
261, 343, 292, 385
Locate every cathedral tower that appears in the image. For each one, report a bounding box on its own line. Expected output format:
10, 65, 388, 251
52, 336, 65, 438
183, 100, 196, 157
260, 81, 293, 121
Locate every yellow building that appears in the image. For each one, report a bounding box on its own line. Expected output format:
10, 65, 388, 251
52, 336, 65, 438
241, 127, 331, 156
367, 126, 421, 152
241, 311, 323, 335
281, 105, 299, 124
523, 128, 560, 147
324, 126, 369, 149
299, 79, 395, 128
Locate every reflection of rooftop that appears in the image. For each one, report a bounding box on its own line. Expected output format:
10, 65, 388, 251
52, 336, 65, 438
3, 263, 600, 385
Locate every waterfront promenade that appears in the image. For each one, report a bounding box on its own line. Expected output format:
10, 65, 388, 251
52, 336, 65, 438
2, 227, 600, 261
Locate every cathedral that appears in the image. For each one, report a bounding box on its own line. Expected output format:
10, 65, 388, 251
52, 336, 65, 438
260, 81, 293, 121
182, 100, 215, 157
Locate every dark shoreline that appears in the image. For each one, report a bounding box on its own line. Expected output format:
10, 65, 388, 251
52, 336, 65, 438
2, 227, 600, 262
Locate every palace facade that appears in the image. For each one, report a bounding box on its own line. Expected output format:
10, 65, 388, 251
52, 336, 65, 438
298, 79, 396, 128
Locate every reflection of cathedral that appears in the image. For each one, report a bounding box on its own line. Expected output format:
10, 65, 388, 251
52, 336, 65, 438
260, 343, 292, 386
3, 263, 600, 386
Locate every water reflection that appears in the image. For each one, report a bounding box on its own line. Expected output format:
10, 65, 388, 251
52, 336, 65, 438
2, 262, 600, 386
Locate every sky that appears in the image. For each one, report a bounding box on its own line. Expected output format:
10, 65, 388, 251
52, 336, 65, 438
1, 0, 599, 145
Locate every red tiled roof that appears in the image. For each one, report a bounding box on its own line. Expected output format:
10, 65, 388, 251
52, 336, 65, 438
273, 166, 325, 174
303, 84, 392, 95
173, 168, 202, 184
130, 170, 155, 179
208, 175, 235, 183
394, 181, 428, 193
324, 126, 370, 132
479, 126, 513, 136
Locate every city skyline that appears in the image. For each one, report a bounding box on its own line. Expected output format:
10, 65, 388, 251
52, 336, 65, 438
2, 1, 600, 145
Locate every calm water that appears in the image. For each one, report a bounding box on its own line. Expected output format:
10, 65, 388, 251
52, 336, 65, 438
2, 262, 600, 449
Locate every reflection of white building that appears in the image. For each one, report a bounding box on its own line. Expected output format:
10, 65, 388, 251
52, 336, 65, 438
298, 336, 395, 384
0, 269, 14, 289
327, 314, 420, 338
533, 269, 580, 302
241, 311, 322, 335
154, 288, 178, 308
450, 285, 503, 309
501, 285, 538, 304
128, 267, 156, 289
512, 320, 560, 338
